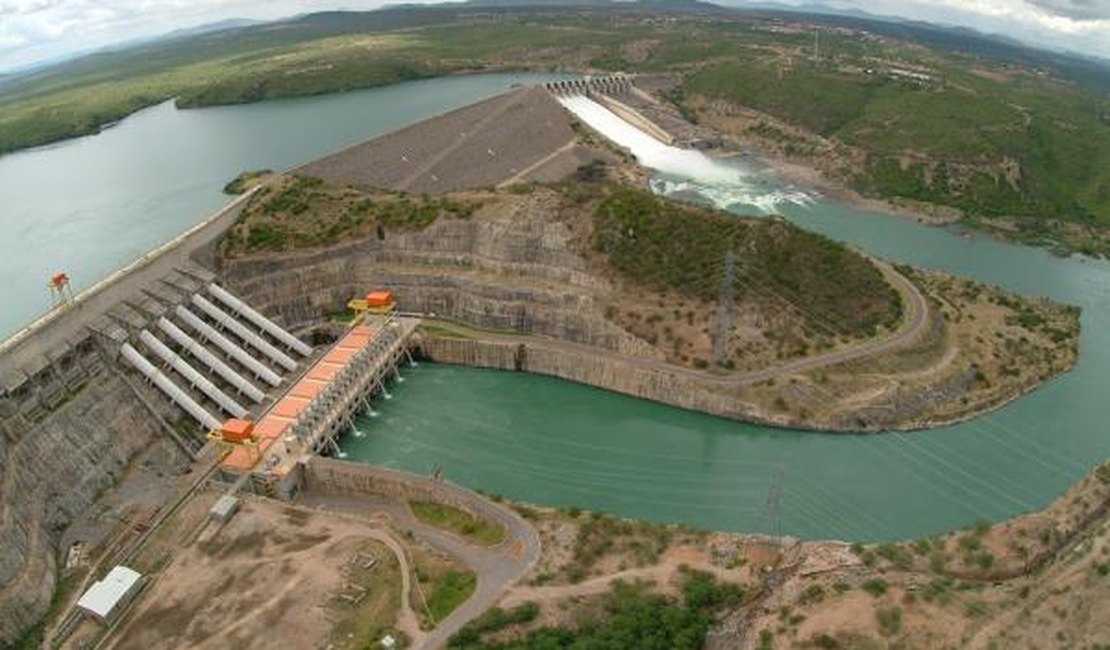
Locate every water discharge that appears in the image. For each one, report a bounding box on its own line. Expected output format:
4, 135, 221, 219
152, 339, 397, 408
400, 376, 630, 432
557, 95, 812, 213
347, 87, 1110, 542
4, 74, 1108, 542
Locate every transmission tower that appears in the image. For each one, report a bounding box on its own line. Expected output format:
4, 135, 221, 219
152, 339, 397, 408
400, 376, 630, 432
711, 249, 736, 368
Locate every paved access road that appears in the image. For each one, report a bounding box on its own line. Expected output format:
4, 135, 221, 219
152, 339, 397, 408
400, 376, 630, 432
424, 258, 930, 389
301, 463, 542, 650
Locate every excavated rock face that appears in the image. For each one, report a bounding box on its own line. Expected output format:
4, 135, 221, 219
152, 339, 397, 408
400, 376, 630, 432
222, 192, 651, 356
0, 371, 175, 644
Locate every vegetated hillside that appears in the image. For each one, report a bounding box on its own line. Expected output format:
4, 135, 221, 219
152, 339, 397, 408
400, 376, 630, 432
684, 55, 1110, 226
3, 5, 1107, 246
220, 174, 479, 256
450, 460, 1110, 649
593, 186, 902, 338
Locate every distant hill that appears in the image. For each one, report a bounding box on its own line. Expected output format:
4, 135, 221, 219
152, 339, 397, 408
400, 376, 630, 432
160, 18, 264, 41
464, 0, 722, 8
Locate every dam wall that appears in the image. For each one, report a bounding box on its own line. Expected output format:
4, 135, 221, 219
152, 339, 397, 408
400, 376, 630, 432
0, 193, 254, 645
305, 457, 482, 516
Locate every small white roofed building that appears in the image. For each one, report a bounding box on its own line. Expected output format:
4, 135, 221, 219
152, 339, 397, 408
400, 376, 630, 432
76, 566, 143, 623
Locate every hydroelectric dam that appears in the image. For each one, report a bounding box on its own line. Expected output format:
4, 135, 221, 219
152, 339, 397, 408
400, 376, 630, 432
0, 74, 679, 643
5, 72, 1093, 648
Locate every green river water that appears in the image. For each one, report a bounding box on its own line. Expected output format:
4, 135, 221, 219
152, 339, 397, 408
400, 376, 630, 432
3, 73, 1107, 541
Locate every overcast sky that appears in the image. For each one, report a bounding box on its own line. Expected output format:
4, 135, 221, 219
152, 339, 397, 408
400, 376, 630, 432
1, 0, 1108, 73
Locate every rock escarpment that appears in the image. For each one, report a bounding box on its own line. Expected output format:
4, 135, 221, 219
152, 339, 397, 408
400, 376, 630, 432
222, 193, 655, 357
0, 366, 182, 644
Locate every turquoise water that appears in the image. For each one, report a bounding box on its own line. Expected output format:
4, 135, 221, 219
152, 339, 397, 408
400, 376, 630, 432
345, 104, 1110, 542
4, 74, 1107, 541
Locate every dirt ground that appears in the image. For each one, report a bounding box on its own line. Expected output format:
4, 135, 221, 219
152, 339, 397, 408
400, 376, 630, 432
101, 498, 408, 650
481, 463, 1110, 650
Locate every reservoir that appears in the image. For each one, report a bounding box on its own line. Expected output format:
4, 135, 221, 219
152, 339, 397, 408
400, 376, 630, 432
4, 73, 1108, 541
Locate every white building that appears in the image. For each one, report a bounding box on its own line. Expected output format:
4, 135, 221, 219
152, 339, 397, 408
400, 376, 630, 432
76, 566, 143, 623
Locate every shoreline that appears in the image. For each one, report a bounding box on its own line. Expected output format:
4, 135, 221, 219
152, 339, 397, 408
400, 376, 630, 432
412, 324, 1078, 435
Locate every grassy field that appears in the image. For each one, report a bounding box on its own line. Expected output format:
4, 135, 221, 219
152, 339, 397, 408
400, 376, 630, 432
409, 500, 506, 546
409, 544, 479, 628
2, 3, 1108, 242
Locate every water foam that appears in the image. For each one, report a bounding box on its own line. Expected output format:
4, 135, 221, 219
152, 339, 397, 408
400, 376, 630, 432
557, 95, 814, 213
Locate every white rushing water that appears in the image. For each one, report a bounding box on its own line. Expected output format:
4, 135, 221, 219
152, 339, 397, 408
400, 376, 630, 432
557, 95, 814, 213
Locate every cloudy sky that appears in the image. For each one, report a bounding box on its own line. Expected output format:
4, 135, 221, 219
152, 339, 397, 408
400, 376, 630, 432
1, 0, 1108, 73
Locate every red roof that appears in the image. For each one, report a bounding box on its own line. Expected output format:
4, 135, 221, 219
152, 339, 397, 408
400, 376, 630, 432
307, 363, 341, 382
253, 417, 290, 440
272, 396, 310, 419
289, 379, 326, 400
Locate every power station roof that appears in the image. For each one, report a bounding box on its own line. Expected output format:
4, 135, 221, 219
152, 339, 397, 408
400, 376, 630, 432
77, 565, 141, 619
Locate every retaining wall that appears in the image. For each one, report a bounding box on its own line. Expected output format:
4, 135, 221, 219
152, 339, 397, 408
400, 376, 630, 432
415, 336, 797, 426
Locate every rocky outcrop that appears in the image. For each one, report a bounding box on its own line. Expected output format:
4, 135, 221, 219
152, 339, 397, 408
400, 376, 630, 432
0, 368, 181, 644
222, 194, 652, 356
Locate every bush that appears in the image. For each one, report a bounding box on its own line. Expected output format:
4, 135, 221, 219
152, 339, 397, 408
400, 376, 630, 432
449, 574, 740, 650
876, 607, 902, 636
799, 584, 826, 606
877, 543, 914, 569
965, 600, 990, 617
757, 629, 774, 650
861, 579, 888, 597
591, 187, 902, 340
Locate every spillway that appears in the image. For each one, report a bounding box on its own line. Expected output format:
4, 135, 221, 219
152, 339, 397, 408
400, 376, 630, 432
557, 95, 813, 213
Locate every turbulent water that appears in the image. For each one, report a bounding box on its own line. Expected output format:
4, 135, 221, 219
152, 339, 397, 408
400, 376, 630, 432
6, 76, 1109, 541
347, 89, 1110, 542
557, 95, 813, 213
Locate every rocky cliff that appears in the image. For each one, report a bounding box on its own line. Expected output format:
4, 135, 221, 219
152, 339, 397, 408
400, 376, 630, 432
0, 365, 183, 644
221, 192, 655, 357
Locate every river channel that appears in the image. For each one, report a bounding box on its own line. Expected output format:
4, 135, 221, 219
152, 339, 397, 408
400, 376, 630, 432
3, 73, 1107, 541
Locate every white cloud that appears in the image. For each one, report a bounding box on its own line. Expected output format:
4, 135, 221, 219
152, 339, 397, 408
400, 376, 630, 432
0, 0, 1107, 73
786, 0, 1110, 57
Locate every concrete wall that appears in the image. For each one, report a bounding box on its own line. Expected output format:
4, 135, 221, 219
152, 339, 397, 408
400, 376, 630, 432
0, 193, 251, 645
415, 336, 794, 426
305, 457, 493, 524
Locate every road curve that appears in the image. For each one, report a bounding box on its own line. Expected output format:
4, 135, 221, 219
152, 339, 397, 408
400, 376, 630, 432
300, 461, 542, 650
419, 258, 931, 389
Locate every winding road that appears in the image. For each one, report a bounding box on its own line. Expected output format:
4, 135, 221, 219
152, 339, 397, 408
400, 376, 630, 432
300, 462, 542, 650
418, 258, 931, 389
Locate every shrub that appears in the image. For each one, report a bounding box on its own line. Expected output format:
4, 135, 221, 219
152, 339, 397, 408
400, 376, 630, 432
861, 579, 888, 597
876, 607, 902, 636
799, 584, 826, 606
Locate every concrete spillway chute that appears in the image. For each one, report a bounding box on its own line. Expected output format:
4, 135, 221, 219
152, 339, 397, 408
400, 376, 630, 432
207, 284, 312, 357
190, 294, 298, 372
174, 306, 283, 387
138, 330, 248, 418
156, 317, 266, 403
120, 343, 222, 430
